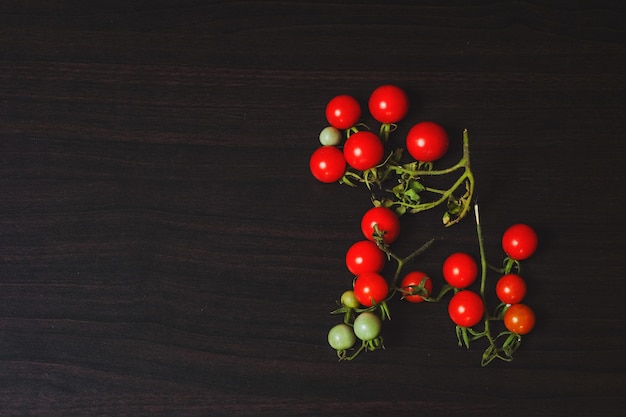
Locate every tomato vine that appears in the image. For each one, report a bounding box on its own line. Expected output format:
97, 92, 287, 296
310, 85, 539, 365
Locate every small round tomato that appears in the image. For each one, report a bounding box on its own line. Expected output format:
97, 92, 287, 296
360, 206, 401, 244
400, 271, 433, 303
502, 224, 538, 260
353, 311, 382, 341
328, 323, 356, 350
442, 252, 478, 289
368, 85, 409, 124
346, 240, 386, 276
503, 304, 535, 335
340, 290, 360, 309
325, 94, 361, 129
353, 272, 389, 307
406, 121, 449, 162
448, 290, 484, 327
319, 126, 342, 146
496, 274, 527, 304
343, 131, 384, 171
309, 146, 346, 183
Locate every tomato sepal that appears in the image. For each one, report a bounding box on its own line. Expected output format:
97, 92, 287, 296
455, 325, 471, 349
502, 256, 522, 274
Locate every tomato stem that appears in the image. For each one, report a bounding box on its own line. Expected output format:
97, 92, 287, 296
473, 204, 499, 362
386, 129, 475, 226
474, 204, 487, 297
472, 204, 525, 366
342, 129, 475, 225
375, 237, 435, 291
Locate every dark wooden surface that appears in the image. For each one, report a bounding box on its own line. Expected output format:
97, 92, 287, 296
1, 1, 625, 416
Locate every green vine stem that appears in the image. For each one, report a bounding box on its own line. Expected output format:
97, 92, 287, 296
471, 204, 522, 366
373, 235, 436, 290
340, 128, 475, 228
475, 204, 488, 296
341, 336, 385, 361
379, 123, 397, 142
385, 129, 474, 226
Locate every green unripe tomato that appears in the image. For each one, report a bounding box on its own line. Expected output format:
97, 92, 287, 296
353, 311, 382, 341
328, 323, 356, 350
319, 126, 342, 146
340, 290, 360, 309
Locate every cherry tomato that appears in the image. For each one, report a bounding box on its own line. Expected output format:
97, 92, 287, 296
448, 290, 484, 327
309, 146, 346, 183
442, 252, 478, 289
353, 272, 389, 307
353, 311, 382, 341
345, 240, 386, 276
325, 94, 361, 129
405, 121, 449, 162
340, 290, 360, 309
400, 271, 433, 303
503, 304, 535, 335
319, 126, 342, 146
343, 131, 384, 171
502, 223, 538, 260
360, 206, 401, 244
496, 274, 527, 305
368, 85, 409, 124
328, 323, 356, 350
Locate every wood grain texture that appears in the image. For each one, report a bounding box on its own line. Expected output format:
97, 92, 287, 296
1, 1, 625, 416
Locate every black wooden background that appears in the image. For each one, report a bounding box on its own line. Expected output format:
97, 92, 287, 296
1, 2, 625, 416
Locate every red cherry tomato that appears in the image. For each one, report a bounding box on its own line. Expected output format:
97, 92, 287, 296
406, 121, 449, 162
400, 271, 433, 303
360, 206, 400, 244
368, 85, 409, 124
504, 304, 536, 335
345, 240, 386, 276
343, 131, 384, 171
448, 290, 484, 327
353, 272, 389, 307
325, 95, 361, 129
502, 224, 538, 260
309, 146, 346, 183
496, 274, 527, 305
442, 252, 478, 289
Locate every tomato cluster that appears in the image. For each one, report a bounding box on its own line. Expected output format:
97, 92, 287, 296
312, 86, 400, 181
310, 85, 475, 225
311, 85, 454, 359
327, 206, 403, 358
497, 224, 538, 336
311, 86, 539, 365
439, 221, 538, 365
